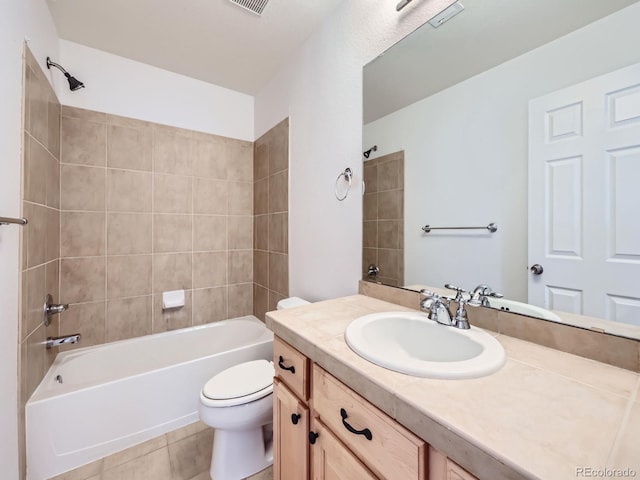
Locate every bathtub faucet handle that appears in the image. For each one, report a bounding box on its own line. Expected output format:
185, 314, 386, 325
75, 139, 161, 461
44, 294, 69, 326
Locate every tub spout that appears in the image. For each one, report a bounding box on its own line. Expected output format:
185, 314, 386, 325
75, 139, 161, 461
46, 334, 81, 349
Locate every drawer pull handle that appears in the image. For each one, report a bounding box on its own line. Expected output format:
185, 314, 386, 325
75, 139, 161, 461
291, 413, 301, 425
309, 431, 319, 445
340, 408, 373, 441
278, 355, 296, 374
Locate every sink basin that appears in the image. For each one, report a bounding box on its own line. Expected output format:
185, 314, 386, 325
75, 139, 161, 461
484, 298, 562, 322
345, 312, 505, 379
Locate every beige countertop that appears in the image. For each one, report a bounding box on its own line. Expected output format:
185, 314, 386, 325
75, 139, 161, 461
266, 294, 640, 480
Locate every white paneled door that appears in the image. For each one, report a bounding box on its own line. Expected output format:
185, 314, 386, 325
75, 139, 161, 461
529, 63, 640, 326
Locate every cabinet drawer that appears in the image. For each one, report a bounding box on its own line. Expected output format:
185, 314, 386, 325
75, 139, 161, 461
274, 337, 309, 401
312, 365, 426, 480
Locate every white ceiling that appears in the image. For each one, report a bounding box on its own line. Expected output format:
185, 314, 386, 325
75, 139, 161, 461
46, 0, 343, 95
364, 0, 639, 123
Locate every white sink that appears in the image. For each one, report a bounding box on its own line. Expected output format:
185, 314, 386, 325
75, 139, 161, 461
345, 312, 505, 379
484, 298, 562, 322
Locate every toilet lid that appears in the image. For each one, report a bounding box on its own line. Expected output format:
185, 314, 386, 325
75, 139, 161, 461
203, 360, 274, 402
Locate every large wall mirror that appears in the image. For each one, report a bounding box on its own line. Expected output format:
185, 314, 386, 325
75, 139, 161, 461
362, 0, 640, 339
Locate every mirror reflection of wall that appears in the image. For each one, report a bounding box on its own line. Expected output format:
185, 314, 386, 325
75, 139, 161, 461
363, 0, 640, 333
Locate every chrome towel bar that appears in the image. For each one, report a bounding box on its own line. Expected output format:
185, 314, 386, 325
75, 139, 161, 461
0, 216, 28, 226
422, 222, 497, 233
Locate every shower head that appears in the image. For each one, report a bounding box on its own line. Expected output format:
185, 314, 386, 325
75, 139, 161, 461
46, 57, 85, 91
363, 145, 377, 159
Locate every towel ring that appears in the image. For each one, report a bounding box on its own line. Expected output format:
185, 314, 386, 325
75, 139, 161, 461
335, 168, 353, 201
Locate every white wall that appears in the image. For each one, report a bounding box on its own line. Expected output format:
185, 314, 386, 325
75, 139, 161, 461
364, 2, 640, 301
58, 40, 255, 141
255, 0, 460, 301
0, 1, 60, 476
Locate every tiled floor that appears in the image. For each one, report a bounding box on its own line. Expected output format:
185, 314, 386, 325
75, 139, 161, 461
49, 421, 273, 480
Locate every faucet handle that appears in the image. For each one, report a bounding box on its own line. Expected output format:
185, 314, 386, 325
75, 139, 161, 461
452, 297, 471, 329
444, 284, 465, 293
444, 284, 467, 302
419, 290, 450, 312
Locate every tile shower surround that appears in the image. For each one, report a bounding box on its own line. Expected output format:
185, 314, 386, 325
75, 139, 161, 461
19, 47, 61, 479
57, 105, 256, 347
253, 119, 290, 321
363, 151, 404, 286
18, 44, 290, 478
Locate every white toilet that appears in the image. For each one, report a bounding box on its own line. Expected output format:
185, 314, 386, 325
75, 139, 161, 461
199, 297, 309, 480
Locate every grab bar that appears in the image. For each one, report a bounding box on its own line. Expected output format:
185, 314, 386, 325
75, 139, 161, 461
0, 216, 28, 226
422, 222, 497, 233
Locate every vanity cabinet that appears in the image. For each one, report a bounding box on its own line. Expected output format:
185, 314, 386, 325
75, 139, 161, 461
274, 337, 311, 480
312, 365, 427, 480
274, 379, 309, 480
273, 336, 476, 480
311, 418, 377, 480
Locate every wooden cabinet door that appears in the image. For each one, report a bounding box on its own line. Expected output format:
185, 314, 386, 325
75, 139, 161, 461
311, 418, 378, 480
429, 446, 478, 480
274, 379, 309, 480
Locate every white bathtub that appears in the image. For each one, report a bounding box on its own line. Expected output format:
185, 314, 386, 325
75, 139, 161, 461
26, 316, 273, 480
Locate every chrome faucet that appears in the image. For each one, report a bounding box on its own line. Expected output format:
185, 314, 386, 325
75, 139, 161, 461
444, 284, 472, 329
419, 290, 452, 326
46, 334, 81, 350
468, 284, 503, 307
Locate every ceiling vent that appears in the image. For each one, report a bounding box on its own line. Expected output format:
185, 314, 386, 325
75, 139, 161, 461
228, 0, 269, 16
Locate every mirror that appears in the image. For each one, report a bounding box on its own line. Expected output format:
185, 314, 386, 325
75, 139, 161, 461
362, 0, 640, 339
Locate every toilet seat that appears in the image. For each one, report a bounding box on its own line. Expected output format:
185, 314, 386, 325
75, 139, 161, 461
202, 359, 274, 407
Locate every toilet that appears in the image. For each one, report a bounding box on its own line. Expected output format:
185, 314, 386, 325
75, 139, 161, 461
199, 297, 309, 480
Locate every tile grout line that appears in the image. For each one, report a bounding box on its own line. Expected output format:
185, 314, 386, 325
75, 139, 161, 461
152, 127, 157, 333
103, 121, 108, 345
191, 141, 195, 328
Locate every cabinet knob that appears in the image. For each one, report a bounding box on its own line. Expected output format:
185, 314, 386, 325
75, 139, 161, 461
291, 413, 301, 425
308, 431, 319, 445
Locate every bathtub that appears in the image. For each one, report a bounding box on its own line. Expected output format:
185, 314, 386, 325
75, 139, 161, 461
26, 316, 273, 480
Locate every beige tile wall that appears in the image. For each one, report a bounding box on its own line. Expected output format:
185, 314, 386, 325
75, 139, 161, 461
19, 46, 62, 479
363, 151, 404, 286
57, 106, 255, 348
253, 119, 289, 321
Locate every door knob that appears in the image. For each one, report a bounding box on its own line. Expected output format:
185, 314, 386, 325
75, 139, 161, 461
530, 264, 544, 275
